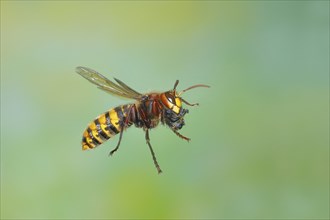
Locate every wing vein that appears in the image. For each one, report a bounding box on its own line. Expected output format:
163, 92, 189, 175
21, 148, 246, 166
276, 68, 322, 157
76, 66, 142, 100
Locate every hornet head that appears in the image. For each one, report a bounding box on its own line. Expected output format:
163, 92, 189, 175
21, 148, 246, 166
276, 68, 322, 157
160, 80, 210, 130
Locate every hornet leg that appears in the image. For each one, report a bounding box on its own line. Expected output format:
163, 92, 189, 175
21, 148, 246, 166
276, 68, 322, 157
109, 129, 124, 156
181, 98, 199, 106
172, 129, 191, 142
145, 129, 162, 174
109, 105, 133, 156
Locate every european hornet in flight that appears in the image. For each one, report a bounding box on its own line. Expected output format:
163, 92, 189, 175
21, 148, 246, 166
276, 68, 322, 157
76, 66, 209, 173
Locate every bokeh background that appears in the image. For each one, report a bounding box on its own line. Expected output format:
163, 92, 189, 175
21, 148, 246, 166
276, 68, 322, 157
1, 1, 329, 219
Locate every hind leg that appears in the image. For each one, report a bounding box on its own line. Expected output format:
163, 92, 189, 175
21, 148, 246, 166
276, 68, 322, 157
108, 105, 134, 156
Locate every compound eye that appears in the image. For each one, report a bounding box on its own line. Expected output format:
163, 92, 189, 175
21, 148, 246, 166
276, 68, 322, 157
166, 94, 175, 104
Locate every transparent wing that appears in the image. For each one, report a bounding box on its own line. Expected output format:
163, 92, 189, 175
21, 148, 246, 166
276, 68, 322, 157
76, 66, 142, 100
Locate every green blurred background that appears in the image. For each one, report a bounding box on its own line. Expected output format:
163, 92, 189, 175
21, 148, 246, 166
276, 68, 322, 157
1, 1, 329, 219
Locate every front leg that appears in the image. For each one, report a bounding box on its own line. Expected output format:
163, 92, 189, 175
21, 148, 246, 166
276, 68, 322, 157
171, 129, 191, 142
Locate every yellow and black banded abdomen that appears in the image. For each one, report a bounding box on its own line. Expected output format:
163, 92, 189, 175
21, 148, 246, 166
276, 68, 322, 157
82, 105, 130, 150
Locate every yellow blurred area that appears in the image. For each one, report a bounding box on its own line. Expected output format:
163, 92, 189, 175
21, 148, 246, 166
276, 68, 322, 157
1, 1, 329, 219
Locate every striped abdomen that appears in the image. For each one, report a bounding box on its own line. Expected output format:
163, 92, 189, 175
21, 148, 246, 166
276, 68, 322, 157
82, 105, 132, 150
